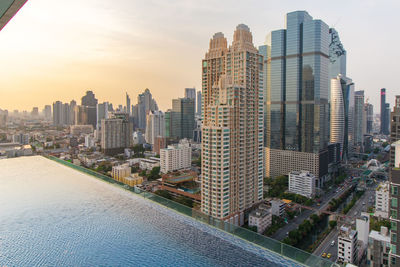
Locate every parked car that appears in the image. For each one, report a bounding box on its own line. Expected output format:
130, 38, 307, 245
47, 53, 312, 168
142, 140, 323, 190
331, 240, 335, 246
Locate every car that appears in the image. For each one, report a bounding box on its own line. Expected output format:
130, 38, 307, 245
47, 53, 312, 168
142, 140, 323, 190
362, 202, 366, 205
331, 240, 335, 246
327, 253, 331, 259
322, 253, 327, 258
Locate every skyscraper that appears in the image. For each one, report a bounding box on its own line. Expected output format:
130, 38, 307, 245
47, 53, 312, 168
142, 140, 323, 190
81, 90, 98, 107
389, 96, 400, 266
184, 88, 196, 100
96, 102, 109, 131
0, 109, 8, 127
381, 88, 390, 135
330, 76, 354, 160
43, 105, 52, 121
101, 113, 132, 155
52, 101, 63, 126
126, 93, 131, 115
171, 97, 195, 140
145, 110, 165, 145
263, 11, 330, 182
197, 90, 202, 116
134, 88, 158, 130
354, 90, 365, 149
365, 103, 374, 134
201, 24, 263, 224
69, 100, 76, 125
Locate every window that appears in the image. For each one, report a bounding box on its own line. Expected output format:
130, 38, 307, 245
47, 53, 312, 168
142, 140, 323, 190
393, 198, 399, 208
392, 186, 398, 196
392, 233, 397, 243
392, 209, 398, 219
392, 221, 398, 230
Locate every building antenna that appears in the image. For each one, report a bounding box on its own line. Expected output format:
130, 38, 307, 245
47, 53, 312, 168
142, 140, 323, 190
332, 17, 342, 29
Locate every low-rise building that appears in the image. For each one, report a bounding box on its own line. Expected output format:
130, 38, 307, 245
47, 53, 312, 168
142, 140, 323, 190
111, 164, 131, 180
248, 207, 272, 234
139, 158, 160, 171
70, 125, 93, 136
12, 133, 29, 144
270, 199, 286, 217
375, 181, 389, 218
338, 226, 358, 265
122, 173, 143, 187
288, 170, 315, 198
367, 226, 390, 267
160, 170, 200, 203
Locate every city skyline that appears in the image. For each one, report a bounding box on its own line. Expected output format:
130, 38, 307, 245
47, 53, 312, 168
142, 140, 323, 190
0, 0, 398, 112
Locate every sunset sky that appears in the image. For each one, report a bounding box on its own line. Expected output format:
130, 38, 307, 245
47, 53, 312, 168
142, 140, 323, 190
0, 0, 398, 112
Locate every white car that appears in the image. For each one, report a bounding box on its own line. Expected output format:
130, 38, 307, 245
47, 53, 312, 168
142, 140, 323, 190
331, 240, 335, 246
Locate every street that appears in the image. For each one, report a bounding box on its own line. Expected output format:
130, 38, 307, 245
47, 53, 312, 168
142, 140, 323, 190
313, 186, 376, 263
272, 184, 349, 241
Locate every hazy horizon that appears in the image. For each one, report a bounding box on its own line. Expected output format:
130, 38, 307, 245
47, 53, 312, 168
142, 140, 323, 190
0, 0, 398, 113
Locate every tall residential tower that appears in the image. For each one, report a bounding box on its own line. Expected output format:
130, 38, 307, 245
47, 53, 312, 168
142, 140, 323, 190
201, 25, 263, 224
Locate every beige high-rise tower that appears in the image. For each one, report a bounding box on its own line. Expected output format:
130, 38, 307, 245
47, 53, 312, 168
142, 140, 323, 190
201, 25, 263, 225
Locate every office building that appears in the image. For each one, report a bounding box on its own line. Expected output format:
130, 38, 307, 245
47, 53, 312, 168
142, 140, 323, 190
288, 170, 315, 198
160, 143, 191, 174
134, 88, 158, 130
80, 91, 97, 128
381, 88, 390, 135
338, 225, 358, 264
365, 103, 374, 134
201, 25, 263, 224
368, 227, 390, 267
330, 75, 354, 160
390, 97, 400, 266
197, 90, 202, 116
171, 97, 195, 140
329, 28, 346, 79
96, 102, 109, 131
81, 90, 98, 107
248, 207, 272, 234
101, 113, 132, 155
375, 181, 389, 218
265, 147, 327, 182
126, 93, 131, 115
31, 107, 39, 117
133, 131, 145, 145
262, 11, 330, 181
74, 105, 88, 125
145, 110, 165, 145
184, 88, 196, 100
354, 90, 365, 149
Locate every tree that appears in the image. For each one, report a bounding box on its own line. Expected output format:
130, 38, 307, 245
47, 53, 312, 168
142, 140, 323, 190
329, 220, 337, 229
147, 166, 161, 181
140, 170, 147, 177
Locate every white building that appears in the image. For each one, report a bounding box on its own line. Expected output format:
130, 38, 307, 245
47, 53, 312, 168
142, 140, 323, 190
145, 110, 165, 145
356, 212, 370, 247
338, 226, 358, 265
375, 181, 389, 218
111, 164, 131, 180
160, 143, 191, 174
84, 134, 96, 148
139, 158, 160, 171
248, 207, 272, 234
288, 170, 315, 198
270, 199, 286, 217
367, 226, 390, 267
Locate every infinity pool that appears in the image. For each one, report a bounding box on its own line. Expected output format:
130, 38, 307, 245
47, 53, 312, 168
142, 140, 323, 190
0, 156, 297, 266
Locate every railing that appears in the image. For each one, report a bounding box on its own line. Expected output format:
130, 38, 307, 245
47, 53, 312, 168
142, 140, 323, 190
45, 155, 339, 267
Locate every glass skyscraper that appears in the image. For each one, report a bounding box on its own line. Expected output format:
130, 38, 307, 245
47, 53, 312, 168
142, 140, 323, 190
263, 11, 330, 154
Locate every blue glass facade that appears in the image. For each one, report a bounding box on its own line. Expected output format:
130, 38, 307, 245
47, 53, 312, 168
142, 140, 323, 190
264, 11, 330, 153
